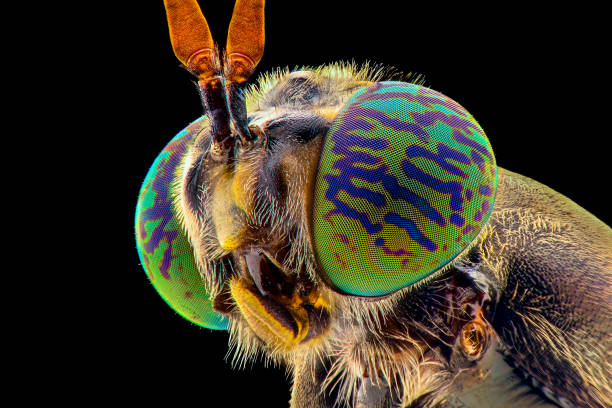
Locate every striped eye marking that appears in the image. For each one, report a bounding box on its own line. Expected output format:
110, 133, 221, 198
135, 121, 228, 330
312, 82, 497, 296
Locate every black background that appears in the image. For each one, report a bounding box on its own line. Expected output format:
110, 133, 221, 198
89, 2, 608, 406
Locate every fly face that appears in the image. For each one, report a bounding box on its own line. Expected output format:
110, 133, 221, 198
136, 2, 612, 407
176, 69, 363, 350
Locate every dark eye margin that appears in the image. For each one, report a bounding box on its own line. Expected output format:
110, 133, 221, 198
265, 114, 330, 144
183, 154, 204, 213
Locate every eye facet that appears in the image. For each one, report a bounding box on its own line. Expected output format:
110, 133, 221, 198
135, 122, 228, 330
312, 82, 497, 297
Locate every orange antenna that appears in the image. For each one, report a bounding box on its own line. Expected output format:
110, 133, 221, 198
163, 0, 216, 78
226, 0, 265, 83
163, 1, 266, 157
225, 0, 266, 142
164, 0, 233, 161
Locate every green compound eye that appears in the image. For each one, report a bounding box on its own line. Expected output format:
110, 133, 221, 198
135, 121, 228, 330
312, 82, 497, 297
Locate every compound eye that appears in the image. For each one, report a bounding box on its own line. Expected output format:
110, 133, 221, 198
135, 124, 228, 330
311, 82, 497, 297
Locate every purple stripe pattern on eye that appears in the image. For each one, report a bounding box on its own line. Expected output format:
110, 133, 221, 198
313, 82, 497, 296
135, 119, 228, 330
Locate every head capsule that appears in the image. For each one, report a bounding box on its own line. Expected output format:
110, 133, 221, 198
135, 120, 228, 330
312, 81, 497, 297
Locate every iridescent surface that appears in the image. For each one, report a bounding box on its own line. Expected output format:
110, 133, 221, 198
135, 119, 228, 330
313, 82, 497, 296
